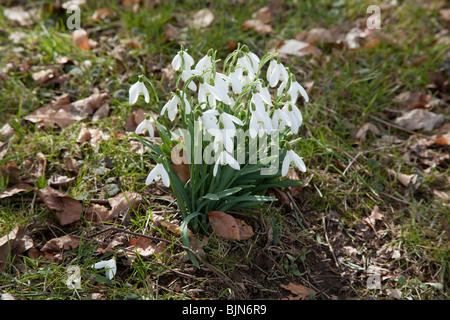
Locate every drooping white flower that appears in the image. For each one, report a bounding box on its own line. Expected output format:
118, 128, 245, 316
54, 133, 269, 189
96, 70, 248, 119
146, 163, 170, 187
195, 54, 214, 80
198, 82, 231, 107
282, 149, 306, 176
229, 68, 243, 94
201, 109, 220, 134
172, 50, 195, 71
93, 258, 117, 280
219, 112, 243, 133
282, 102, 303, 134
249, 109, 273, 138
135, 117, 154, 137
161, 94, 191, 121
129, 80, 150, 105
267, 60, 289, 88
272, 108, 292, 131
213, 150, 240, 177
288, 80, 309, 103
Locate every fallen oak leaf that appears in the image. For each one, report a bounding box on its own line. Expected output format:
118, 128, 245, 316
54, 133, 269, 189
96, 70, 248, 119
242, 19, 273, 35
0, 183, 33, 199
280, 282, 316, 300
394, 109, 444, 132
189, 8, 214, 29
0, 226, 34, 271
41, 234, 80, 253
207, 211, 254, 241
37, 186, 82, 225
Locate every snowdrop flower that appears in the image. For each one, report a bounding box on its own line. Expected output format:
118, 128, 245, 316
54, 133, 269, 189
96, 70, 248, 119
213, 150, 240, 177
272, 108, 292, 131
93, 258, 117, 280
195, 54, 214, 80
146, 163, 170, 187
198, 82, 231, 107
229, 68, 243, 94
249, 108, 273, 138
282, 102, 303, 134
135, 116, 154, 137
161, 94, 191, 121
209, 128, 235, 153
172, 50, 195, 71
282, 149, 306, 176
129, 80, 150, 105
288, 80, 309, 103
267, 60, 289, 88
201, 109, 220, 134
219, 112, 243, 133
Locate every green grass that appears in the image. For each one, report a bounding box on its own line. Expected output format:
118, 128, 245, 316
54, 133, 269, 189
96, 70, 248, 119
1, 0, 449, 300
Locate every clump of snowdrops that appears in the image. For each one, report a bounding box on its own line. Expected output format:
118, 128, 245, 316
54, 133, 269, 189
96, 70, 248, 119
129, 44, 309, 258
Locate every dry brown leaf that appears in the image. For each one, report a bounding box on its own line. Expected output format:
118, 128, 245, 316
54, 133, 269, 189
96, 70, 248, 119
41, 235, 80, 253
387, 169, 419, 189
37, 186, 82, 225
394, 109, 445, 132
439, 8, 450, 22
91, 8, 116, 22
280, 282, 316, 300
353, 122, 381, 142
108, 191, 142, 220
364, 205, 385, 229
23, 152, 47, 179
122, 236, 163, 261
85, 203, 112, 222
3, 6, 39, 26
172, 163, 190, 183
190, 8, 214, 29
72, 29, 90, 51
24, 93, 108, 129
0, 226, 34, 271
48, 175, 76, 188
32, 69, 69, 87
295, 27, 337, 44
207, 211, 253, 241
0, 183, 33, 199
0, 161, 21, 186
235, 218, 254, 241
277, 39, 319, 57
0, 123, 15, 140
242, 19, 273, 35
163, 23, 180, 41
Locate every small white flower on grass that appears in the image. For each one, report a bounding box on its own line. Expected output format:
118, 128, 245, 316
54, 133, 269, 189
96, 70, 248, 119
93, 258, 117, 280
213, 150, 240, 177
146, 163, 170, 187
282, 149, 306, 177
135, 117, 154, 137
129, 80, 150, 105
249, 109, 273, 138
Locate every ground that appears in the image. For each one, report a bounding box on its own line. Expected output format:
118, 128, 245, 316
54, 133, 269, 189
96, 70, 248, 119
0, 0, 449, 300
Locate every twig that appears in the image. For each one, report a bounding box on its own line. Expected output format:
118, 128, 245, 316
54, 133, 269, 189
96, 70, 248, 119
87, 226, 245, 299
369, 115, 431, 138
321, 213, 343, 275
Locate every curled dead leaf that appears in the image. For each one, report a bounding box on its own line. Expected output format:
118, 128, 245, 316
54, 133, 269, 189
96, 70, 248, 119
0, 183, 33, 200
353, 122, 381, 142
0, 226, 34, 271
207, 211, 253, 241
242, 19, 273, 35
37, 186, 82, 225
190, 8, 214, 29
394, 109, 444, 132
108, 191, 142, 221
41, 235, 80, 253
280, 282, 316, 300
72, 29, 90, 51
